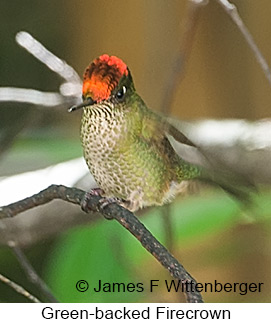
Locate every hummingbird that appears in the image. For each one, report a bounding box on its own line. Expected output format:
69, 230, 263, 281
70, 54, 251, 212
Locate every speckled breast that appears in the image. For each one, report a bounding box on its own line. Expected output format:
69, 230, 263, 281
80, 105, 180, 210
80, 105, 134, 198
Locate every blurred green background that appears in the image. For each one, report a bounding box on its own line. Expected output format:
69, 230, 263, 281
0, 0, 271, 303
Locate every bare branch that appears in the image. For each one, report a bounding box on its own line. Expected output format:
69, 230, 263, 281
181, 119, 271, 150
161, 0, 208, 114
10, 245, 58, 302
169, 118, 271, 185
0, 87, 65, 107
160, 0, 209, 255
0, 185, 83, 218
16, 31, 81, 85
0, 31, 82, 107
0, 109, 29, 156
0, 272, 40, 303
0, 185, 203, 303
0, 200, 58, 302
216, 0, 271, 85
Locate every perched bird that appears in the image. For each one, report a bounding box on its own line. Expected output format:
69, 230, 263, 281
70, 54, 251, 212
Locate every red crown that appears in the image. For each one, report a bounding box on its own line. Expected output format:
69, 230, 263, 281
82, 54, 128, 102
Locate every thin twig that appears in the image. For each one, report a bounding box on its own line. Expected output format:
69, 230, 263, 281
0, 272, 40, 303
0, 109, 30, 156
216, 0, 271, 85
0, 87, 65, 107
16, 31, 81, 85
16, 31, 82, 98
10, 245, 58, 302
0, 209, 58, 302
160, 0, 208, 255
161, 0, 208, 114
161, 205, 174, 252
0, 31, 82, 107
0, 185, 203, 303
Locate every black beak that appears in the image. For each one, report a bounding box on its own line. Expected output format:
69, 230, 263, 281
68, 97, 95, 112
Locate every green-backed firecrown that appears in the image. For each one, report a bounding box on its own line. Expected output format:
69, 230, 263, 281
70, 54, 248, 212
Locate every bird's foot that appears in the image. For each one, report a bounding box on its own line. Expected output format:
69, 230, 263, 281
89, 188, 105, 196
100, 198, 139, 213
98, 197, 127, 219
81, 189, 126, 219
81, 188, 105, 212
99, 196, 124, 210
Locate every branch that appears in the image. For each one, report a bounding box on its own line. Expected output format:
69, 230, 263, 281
216, 0, 271, 85
159, 0, 208, 256
0, 31, 82, 160
172, 119, 271, 185
161, 0, 208, 114
16, 31, 81, 85
0, 185, 203, 303
1, 118, 271, 246
10, 245, 58, 302
0, 87, 66, 108
1, 192, 58, 302
0, 272, 40, 303
0, 31, 82, 108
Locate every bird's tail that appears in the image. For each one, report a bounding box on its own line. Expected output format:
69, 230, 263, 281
198, 166, 256, 206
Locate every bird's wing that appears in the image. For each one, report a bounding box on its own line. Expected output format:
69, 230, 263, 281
141, 110, 196, 148
164, 121, 197, 148
160, 116, 257, 202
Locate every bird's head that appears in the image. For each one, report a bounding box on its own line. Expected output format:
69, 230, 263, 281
69, 54, 135, 112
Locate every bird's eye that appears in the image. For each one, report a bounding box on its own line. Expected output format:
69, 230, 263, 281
116, 86, 126, 101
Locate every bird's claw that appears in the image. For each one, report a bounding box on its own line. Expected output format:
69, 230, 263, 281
81, 188, 105, 212
89, 188, 105, 196
99, 197, 123, 210
98, 197, 125, 220
81, 189, 125, 219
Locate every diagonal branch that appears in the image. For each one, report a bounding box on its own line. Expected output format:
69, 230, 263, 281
0, 87, 66, 107
161, 0, 208, 114
10, 245, 58, 303
1, 201, 58, 302
159, 0, 208, 257
0, 185, 203, 303
16, 31, 81, 85
216, 0, 271, 85
0, 272, 40, 303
